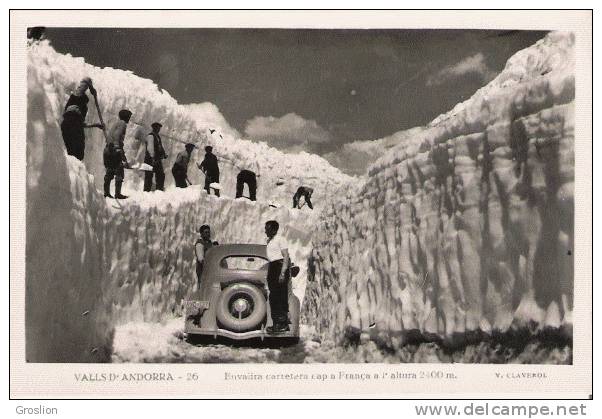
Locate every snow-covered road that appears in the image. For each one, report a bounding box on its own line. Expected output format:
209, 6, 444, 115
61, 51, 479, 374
111, 318, 572, 364
111, 318, 312, 363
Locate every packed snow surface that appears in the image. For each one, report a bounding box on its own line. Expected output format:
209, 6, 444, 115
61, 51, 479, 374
112, 317, 570, 364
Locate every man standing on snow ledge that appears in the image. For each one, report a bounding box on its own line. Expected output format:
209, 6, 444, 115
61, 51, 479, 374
103, 109, 132, 199
172, 143, 196, 188
293, 186, 314, 210
265, 220, 291, 334
198, 146, 220, 197
60, 77, 104, 161
144, 122, 168, 192
236, 160, 259, 201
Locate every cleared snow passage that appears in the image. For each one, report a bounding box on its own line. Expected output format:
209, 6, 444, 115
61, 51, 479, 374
26, 32, 575, 364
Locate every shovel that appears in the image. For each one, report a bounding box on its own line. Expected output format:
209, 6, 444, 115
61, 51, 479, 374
129, 162, 154, 171
91, 90, 109, 142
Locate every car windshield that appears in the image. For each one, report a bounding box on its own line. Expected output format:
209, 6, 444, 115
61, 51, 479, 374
220, 255, 268, 271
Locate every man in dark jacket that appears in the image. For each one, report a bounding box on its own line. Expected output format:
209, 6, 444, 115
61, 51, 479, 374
144, 122, 168, 192
103, 109, 132, 199
194, 224, 219, 289
235, 160, 259, 201
60, 77, 104, 160
293, 186, 314, 210
236, 170, 257, 201
172, 143, 196, 188
197, 145, 220, 197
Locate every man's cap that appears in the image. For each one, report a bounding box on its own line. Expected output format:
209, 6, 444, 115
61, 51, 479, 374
81, 77, 93, 86
185, 143, 196, 150
151, 122, 163, 129
205, 145, 213, 152
118, 109, 132, 120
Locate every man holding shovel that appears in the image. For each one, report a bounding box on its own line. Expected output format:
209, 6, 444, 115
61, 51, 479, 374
103, 109, 132, 199
144, 122, 168, 192
60, 77, 104, 161
293, 186, 314, 210
235, 160, 259, 201
172, 143, 196, 188
198, 145, 220, 197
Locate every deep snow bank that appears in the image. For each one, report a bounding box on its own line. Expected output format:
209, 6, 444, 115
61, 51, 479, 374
303, 32, 575, 348
27, 65, 114, 362
26, 43, 332, 362
28, 41, 352, 210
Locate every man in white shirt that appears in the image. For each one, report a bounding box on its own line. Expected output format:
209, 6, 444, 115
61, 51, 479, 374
264, 220, 291, 334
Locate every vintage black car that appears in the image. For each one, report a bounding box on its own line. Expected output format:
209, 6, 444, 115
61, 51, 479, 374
184, 244, 300, 342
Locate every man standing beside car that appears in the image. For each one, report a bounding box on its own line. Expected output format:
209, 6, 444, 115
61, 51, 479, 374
195, 225, 219, 290
264, 220, 291, 334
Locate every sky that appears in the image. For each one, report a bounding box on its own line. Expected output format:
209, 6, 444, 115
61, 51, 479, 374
45, 28, 547, 174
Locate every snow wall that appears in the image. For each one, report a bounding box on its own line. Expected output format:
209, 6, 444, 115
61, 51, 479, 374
302, 32, 575, 348
26, 43, 349, 362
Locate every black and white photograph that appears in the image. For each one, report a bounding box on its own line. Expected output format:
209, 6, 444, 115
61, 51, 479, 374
10, 9, 592, 399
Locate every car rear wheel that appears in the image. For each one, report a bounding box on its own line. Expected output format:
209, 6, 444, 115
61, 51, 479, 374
216, 283, 267, 332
